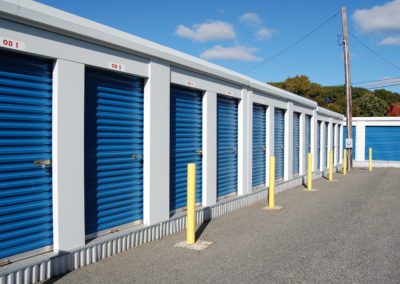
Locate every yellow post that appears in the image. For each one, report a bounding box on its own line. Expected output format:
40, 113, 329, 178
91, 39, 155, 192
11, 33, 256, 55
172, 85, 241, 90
329, 150, 333, 181
186, 163, 196, 245
307, 153, 312, 191
268, 156, 275, 208
369, 147, 372, 172
343, 150, 347, 175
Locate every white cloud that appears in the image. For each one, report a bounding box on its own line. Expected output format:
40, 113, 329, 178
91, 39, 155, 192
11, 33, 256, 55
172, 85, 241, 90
379, 35, 400, 45
255, 27, 273, 40
175, 20, 235, 42
239, 12, 262, 25
200, 45, 261, 61
353, 0, 400, 33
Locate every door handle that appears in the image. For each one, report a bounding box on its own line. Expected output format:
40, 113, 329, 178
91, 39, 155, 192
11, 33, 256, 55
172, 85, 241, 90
34, 159, 51, 168
195, 150, 203, 156
232, 147, 238, 155
132, 154, 143, 160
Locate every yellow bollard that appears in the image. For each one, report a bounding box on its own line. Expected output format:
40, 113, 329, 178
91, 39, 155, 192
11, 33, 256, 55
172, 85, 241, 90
186, 163, 196, 245
268, 156, 275, 209
307, 153, 312, 191
329, 150, 333, 181
369, 147, 372, 172
343, 150, 347, 175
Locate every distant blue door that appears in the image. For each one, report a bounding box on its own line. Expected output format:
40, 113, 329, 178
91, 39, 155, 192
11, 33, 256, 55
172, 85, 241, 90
217, 95, 238, 198
170, 86, 203, 211
85, 68, 144, 235
252, 104, 266, 188
293, 112, 300, 175
274, 109, 285, 180
305, 115, 311, 172
316, 121, 321, 170
365, 126, 400, 161
0, 50, 53, 260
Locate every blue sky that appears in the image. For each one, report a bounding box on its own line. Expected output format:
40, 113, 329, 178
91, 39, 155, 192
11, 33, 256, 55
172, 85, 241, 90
37, 0, 400, 92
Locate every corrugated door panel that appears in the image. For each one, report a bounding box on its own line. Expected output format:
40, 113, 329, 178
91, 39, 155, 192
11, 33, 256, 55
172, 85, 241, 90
0, 50, 53, 260
274, 108, 285, 180
304, 115, 311, 172
316, 121, 321, 170
365, 126, 400, 161
252, 104, 266, 188
323, 122, 328, 169
170, 86, 202, 210
336, 125, 340, 164
343, 126, 356, 159
217, 95, 238, 197
292, 112, 300, 175
85, 68, 144, 235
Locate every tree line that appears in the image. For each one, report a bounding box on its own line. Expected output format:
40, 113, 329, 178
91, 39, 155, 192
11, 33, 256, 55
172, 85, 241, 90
269, 75, 400, 117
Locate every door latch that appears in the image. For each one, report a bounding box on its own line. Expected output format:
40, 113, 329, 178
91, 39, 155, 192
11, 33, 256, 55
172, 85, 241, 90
195, 150, 203, 156
132, 154, 143, 160
34, 159, 52, 168
232, 147, 238, 155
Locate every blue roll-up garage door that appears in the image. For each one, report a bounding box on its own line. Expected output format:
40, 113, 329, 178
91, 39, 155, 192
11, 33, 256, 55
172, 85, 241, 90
85, 68, 144, 235
0, 50, 53, 260
252, 104, 266, 188
323, 122, 328, 169
316, 121, 321, 170
170, 86, 202, 210
217, 95, 238, 198
305, 115, 311, 172
293, 112, 300, 175
343, 126, 356, 159
365, 126, 400, 161
274, 108, 285, 181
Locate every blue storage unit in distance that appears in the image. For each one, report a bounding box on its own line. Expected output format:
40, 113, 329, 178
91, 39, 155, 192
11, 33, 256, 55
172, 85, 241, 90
217, 95, 238, 198
365, 126, 400, 161
274, 108, 285, 180
170, 85, 203, 211
252, 104, 266, 188
316, 121, 321, 170
85, 68, 144, 235
343, 126, 356, 159
0, 49, 53, 261
292, 112, 300, 175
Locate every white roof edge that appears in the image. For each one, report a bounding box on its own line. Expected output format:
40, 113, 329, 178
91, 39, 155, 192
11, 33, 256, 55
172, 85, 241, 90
317, 107, 345, 120
351, 117, 400, 121
0, 0, 337, 113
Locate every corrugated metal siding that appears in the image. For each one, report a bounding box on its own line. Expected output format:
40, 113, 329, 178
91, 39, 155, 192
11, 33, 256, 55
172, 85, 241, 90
292, 112, 300, 175
305, 115, 311, 172
85, 68, 144, 235
170, 86, 203, 210
343, 126, 356, 159
316, 121, 321, 170
274, 108, 285, 180
323, 122, 328, 169
365, 126, 400, 161
217, 95, 238, 197
252, 104, 266, 188
0, 50, 53, 260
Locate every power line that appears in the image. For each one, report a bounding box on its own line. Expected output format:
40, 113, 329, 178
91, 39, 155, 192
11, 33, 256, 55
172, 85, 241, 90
349, 32, 400, 71
353, 76, 400, 85
243, 11, 340, 74
363, 83, 400, 90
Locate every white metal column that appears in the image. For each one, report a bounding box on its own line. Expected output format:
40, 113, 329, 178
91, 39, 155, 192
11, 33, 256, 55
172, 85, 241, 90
52, 59, 85, 252
285, 103, 293, 181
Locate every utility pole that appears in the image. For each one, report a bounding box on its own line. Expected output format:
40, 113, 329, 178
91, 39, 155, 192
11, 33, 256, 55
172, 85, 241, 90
341, 7, 353, 170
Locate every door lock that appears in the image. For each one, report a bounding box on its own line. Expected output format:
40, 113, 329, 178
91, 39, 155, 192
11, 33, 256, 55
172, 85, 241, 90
34, 159, 51, 168
233, 147, 238, 155
195, 150, 203, 156
132, 154, 143, 160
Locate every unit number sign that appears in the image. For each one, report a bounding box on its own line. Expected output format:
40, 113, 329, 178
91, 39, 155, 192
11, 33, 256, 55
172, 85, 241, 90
0, 37, 25, 51
108, 62, 126, 72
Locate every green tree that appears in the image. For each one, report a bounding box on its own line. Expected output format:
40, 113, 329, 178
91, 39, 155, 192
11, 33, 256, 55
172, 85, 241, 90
353, 93, 388, 117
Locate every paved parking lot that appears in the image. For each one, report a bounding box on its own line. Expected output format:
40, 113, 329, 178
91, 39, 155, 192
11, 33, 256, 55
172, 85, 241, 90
51, 168, 400, 283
